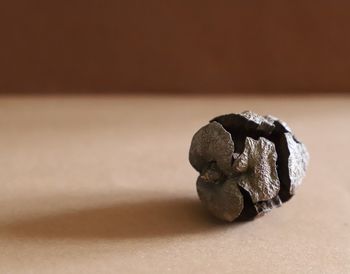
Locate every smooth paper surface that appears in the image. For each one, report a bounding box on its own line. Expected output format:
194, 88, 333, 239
0, 95, 349, 273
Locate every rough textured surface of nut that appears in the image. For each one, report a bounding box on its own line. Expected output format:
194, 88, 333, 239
189, 111, 309, 222
233, 137, 280, 203
284, 133, 309, 194
197, 177, 244, 222
189, 121, 235, 175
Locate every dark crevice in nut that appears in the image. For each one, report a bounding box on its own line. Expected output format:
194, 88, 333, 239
199, 161, 226, 185
269, 128, 292, 202
235, 186, 258, 221
236, 188, 282, 221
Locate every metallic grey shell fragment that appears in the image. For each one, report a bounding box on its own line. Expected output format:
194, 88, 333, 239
284, 133, 309, 194
189, 121, 235, 175
233, 137, 280, 203
240, 110, 275, 134
197, 177, 244, 222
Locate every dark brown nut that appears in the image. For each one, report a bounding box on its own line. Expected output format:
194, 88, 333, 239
189, 111, 309, 222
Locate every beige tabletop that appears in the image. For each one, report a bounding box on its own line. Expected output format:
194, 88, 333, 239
0, 95, 349, 274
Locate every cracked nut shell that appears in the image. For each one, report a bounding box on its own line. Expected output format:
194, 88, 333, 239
189, 111, 309, 222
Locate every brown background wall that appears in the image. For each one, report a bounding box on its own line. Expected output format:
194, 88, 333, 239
1, 1, 350, 94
